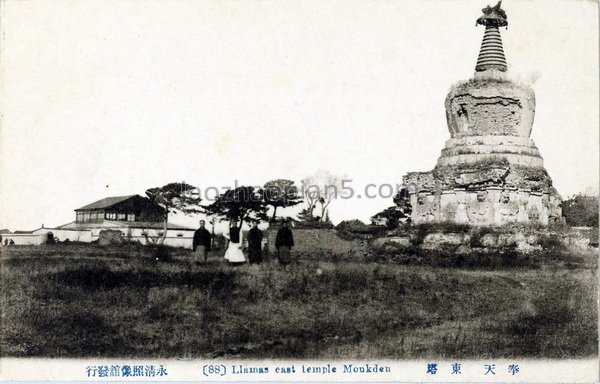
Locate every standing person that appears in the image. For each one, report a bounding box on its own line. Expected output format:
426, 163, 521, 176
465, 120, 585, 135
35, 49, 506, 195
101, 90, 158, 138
192, 220, 212, 263
224, 220, 245, 264
247, 220, 263, 264
275, 220, 294, 264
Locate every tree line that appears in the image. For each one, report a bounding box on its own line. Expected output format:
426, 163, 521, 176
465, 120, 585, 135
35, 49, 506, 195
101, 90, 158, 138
145, 171, 347, 244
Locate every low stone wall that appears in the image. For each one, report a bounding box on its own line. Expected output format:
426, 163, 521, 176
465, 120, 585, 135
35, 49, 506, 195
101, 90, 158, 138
1, 233, 45, 246
372, 225, 594, 254
265, 227, 367, 259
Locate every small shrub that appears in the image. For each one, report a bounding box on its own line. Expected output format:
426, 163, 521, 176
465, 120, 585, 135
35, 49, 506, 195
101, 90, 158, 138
336, 220, 369, 232
537, 233, 566, 251
469, 226, 495, 248
153, 245, 172, 262
292, 221, 335, 229
336, 220, 386, 241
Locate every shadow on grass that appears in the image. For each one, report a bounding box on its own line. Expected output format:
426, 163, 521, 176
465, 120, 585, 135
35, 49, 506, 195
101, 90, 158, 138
10, 310, 125, 357
52, 267, 236, 294
496, 275, 598, 357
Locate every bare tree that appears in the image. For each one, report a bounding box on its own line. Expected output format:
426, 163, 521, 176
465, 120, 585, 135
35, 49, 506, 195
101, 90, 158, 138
301, 170, 342, 222
300, 175, 320, 219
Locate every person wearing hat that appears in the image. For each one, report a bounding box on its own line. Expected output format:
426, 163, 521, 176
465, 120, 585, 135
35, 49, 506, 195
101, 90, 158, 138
275, 219, 294, 264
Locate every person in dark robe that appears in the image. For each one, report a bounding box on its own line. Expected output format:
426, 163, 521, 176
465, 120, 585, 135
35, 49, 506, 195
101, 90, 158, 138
275, 220, 294, 264
192, 220, 212, 263
247, 220, 263, 264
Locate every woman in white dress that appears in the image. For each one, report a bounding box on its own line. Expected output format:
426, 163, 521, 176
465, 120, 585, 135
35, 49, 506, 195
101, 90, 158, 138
223, 221, 246, 264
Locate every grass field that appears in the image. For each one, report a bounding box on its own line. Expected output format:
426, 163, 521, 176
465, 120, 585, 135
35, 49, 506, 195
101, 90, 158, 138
0, 243, 597, 358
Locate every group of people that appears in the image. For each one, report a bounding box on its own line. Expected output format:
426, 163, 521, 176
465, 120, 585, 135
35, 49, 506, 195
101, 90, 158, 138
192, 219, 295, 265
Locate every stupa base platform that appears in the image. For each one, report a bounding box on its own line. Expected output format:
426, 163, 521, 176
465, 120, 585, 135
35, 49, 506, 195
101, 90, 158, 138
403, 159, 562, 226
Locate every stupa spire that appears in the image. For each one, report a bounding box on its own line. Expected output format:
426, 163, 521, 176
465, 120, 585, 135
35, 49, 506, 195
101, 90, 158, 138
475, 1, 508, 73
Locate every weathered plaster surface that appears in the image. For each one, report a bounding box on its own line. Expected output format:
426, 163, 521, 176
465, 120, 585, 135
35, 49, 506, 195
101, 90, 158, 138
402, 79, 561, 226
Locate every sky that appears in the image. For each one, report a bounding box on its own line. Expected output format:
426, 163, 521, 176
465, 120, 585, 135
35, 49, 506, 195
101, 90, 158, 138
0, 0, 598, 230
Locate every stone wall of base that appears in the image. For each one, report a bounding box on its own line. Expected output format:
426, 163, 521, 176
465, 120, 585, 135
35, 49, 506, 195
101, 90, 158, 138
372, 226, 593, 254
409, 187, 562, 226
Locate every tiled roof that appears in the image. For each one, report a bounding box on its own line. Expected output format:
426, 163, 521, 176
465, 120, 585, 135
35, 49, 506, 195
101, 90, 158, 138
75, 195, 137, 211
57, 221, 194, 231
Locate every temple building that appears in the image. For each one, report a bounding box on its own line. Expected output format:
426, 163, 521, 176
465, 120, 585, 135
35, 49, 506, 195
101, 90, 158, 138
402, 1, 562, 226
72, 195, 164, 224
2, 195, 195, 247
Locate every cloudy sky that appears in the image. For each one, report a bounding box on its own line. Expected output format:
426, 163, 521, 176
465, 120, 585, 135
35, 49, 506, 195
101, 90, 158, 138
1, 0, 598, 230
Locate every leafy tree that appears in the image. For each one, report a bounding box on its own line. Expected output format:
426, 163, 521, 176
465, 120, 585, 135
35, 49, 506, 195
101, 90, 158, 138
203, 186, 268, 225
562, 194, 599, 227
393, 188, 412, 217
263, 179, 302, 221
336, 219, 371, 233
145, 182, 202, 244
371, 206, 406, 229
